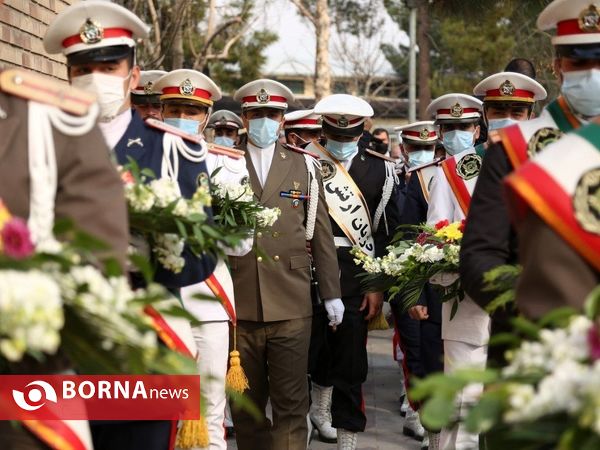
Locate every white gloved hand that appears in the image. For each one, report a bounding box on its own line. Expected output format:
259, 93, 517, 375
324, 298, 345, 327
429, 272, 460, 287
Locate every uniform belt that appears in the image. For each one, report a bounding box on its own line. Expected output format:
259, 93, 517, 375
334, 237, 352, 248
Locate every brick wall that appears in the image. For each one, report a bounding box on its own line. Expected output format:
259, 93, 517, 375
0, 0, 75, 80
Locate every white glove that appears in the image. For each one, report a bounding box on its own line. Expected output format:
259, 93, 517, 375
429, 272, 460, 287
324, 298, 345, 327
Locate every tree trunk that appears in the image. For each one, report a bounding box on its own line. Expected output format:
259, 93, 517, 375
314, 0, 331, 100
417, 2, 431, 119
171, 0, 186, 69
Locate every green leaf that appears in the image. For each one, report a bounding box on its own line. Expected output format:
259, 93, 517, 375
538, 307, 578, 328
129, 254, 154, 284
450, 298, 459, 320
420, 394, 457, 430
510, 316, 540, 339
464, 391, 504, 433
584, 285, 600, 320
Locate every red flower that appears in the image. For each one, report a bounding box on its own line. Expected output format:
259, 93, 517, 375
459, 219, 466, 233
121, 170, 135, 186
416, 232, 429, 245
434, 219, 449, 230
588, 324, 600, 361
1, 218, 34, 259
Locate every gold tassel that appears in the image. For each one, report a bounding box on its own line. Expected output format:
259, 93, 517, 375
226, 324, 249, 393
175, 415, 209, 449
368, 310, 390, 331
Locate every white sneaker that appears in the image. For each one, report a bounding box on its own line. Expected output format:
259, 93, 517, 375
421, 433, 429, 449
403, 407, 425, 441
310, 383, 337, 443
400, 395, 409, 417
427, 431, 440, 450
337, 429, 358, 450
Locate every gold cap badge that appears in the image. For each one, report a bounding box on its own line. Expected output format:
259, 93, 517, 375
337, 115, 349, 127
500, 80, 516, 96
179, 79, 195, 96
257, 88, 270, 104
143, 81, 154, 95
579, 5, 600, 32
450, 103, 463, 118
419, 128, 430, 140
80, 19, 104, 45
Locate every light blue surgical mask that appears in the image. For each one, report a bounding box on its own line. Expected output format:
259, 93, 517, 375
248, 117, 280, 148
164, 117, 200, 135
407, 149, 434, 168
487, 118, 518, 131
442, 130, 475, 156
214, 136, 235, 147
327, 139, 358, 161
561, 69, 600, 118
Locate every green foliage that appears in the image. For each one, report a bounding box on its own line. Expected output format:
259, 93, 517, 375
483, 264, 521, 314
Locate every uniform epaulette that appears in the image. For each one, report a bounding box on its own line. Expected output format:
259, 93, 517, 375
207, 142, 245, 159
407, 156, 444, 173
365, 149, 396, 163
283, 143, 320, 159
0, 68, 95, 116
145, 118, 202, 144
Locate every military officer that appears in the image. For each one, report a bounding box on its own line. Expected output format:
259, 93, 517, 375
393, 121, 442, 447
153, 68, 251, 450
424, 94, 487, 450
207, 109, 244, 147
284, 109, 323, 147
306, 94, 402, 450
0, 67, 129, 450
131, 69, 166, 121
229, 79, 341, 450
43, 2, 215, 449
460, 0, 600, 321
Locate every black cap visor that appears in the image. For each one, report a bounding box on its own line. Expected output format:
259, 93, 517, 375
67, 45, 133, 66
556, 44, 600, 60
322, 121, 364, 138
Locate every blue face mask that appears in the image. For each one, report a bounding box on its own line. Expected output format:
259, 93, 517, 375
164, 117, 200, 135
562, 69, 600, 118
442, 130, 475, 156
327, 139, 358, 161
487, 118, 518, 131
248, 117, 280, 148
214, 136, 235, 147
407, 149, 434, 168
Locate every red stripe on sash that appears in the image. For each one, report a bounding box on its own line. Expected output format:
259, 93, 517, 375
505, 164, 600, 273
205, 274, 237, 326
144, 305, 194, 358
499, 124, 528, 169
23, 419, 87, 450
441, 157, 471, 215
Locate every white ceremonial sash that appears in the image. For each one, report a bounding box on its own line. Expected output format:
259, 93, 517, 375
307, 142, 375, 257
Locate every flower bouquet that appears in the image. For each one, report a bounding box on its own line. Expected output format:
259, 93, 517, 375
412, 287, 600, 450
210, 177, 280, 232
122, 161, 256, 274
351, 220, 464, 311
0, 201, 195, 375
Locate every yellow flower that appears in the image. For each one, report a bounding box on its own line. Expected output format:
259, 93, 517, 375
434, 222, 463, 242
0, 200, 12, 230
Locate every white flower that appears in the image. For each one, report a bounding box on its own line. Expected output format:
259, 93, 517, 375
214, 181, 254, 202
149, 178, 180, 208
153, 233, 186, 273
0, 270, 64, 361
125, 184, 155, 212
416, 245, 445, 263
172, 198, 189, 217
256, 207, 281, 227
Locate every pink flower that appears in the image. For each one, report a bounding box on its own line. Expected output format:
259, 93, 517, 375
459, 219, 467, 233
1, 218, 34, 259
416, 232, 430, 245
588, 324, 600, 361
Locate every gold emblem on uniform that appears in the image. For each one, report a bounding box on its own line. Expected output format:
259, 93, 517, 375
321, 160, 336, 181
257, 88, 270, 104
456, 154, 482, 180
450, 103, 463, 118
143, 81, 154, 95
179, 79, 195, 96
500, 80, 515, 96
579, 4, 600, 32
293, 181, 300, 190
337, 116, 349, 128
527, 127, 564, 158
196, 172, 209, 188
573, 168, 600, 235
80, 19, 104, 45
419, 128, 430, 140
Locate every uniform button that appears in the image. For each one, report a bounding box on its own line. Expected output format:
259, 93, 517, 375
273, 255, 280, 261
257, 256, 263, 263
272, 231, 280, 238
257, 232, 263, 238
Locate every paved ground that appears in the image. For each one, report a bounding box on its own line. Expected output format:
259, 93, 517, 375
228, 329, 422, 450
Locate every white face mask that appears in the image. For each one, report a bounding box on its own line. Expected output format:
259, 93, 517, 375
71, 72, 130, 122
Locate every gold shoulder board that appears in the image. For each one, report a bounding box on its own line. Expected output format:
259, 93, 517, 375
0, 68, 95, 116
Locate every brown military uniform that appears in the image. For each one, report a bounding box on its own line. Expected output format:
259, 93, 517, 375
229, 142, 341, 450
515, 212, 600, 319
0, 86, 129, 267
